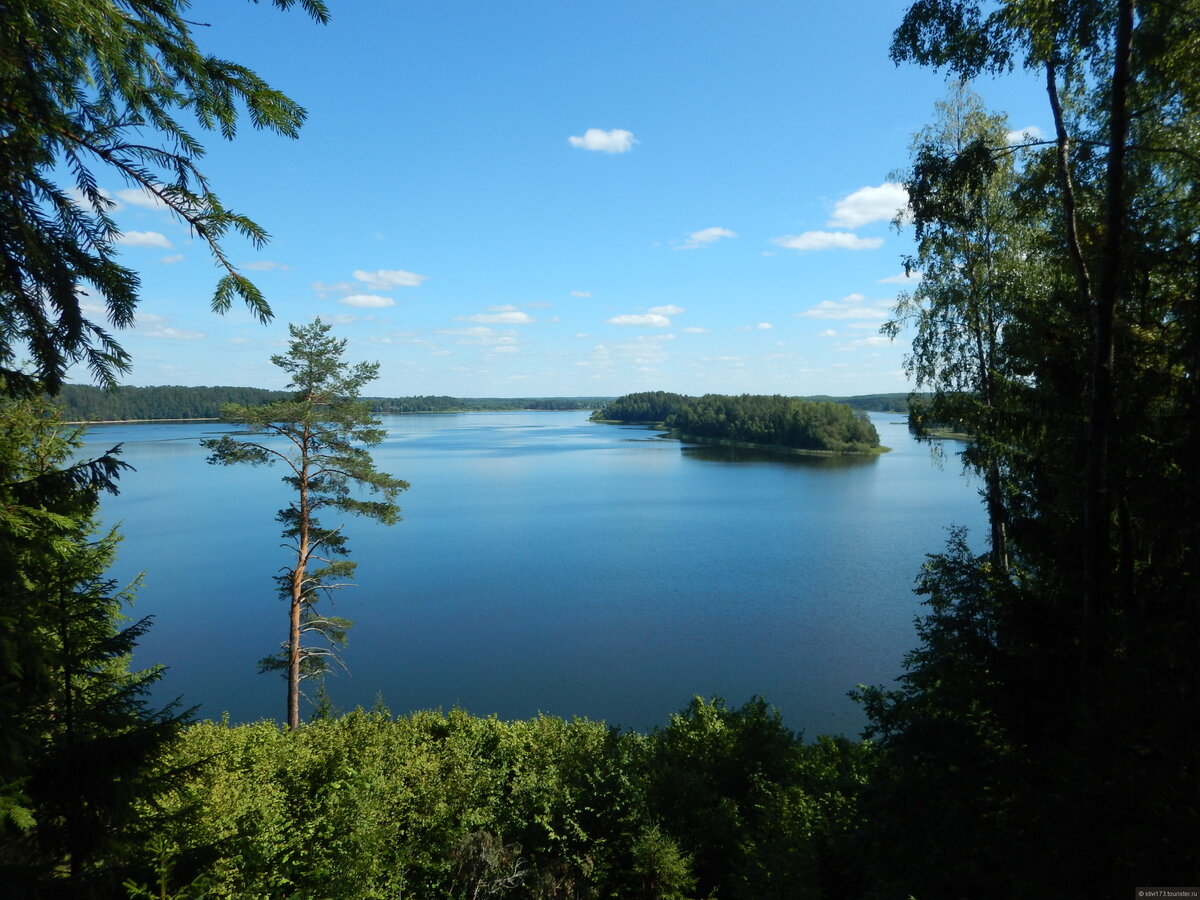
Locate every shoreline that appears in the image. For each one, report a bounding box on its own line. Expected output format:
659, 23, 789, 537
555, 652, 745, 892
592, 419, 890, 456
69, 417, 222, 425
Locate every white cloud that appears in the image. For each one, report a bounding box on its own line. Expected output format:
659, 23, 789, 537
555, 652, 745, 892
341, 294, 396, 308
839, 335, 892, 350
458, 305, 535, 324
312, 280, 355, 295
591, 334, 676, 366
828, 183, 909, 228
772, 231, 883, 251
819, 329, 838, 338
437, 327, 518, 347
648, 304, 685, 316
682, 326, 711, 334
568, 128, 636, 153
607, 313, 671, 327
68, 186, 117, 212
161, 254, 184, 265
115, 186, 169, 210
756, 322, 773, 330
1007, 125, 1046, 144
491, 345, 520, 354
800, 293, 894, 320
353, 268, 428, 289
136, 313, 205, 340
879, 271, 923, 284
676, 226, 736, 250
243, 260, 291, 272
118, 230, 172, 249
570, 290, 593, 298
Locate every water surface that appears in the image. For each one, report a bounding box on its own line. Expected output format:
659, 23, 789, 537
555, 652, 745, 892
82, 411, 982, 736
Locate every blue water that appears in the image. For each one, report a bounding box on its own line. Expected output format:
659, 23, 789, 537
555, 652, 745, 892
80, 411, 983, 736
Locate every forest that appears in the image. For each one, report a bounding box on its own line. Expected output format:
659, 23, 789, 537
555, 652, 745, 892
592, 392, 882, 454
55, 385, 603, 421
1, 0, 1197, 898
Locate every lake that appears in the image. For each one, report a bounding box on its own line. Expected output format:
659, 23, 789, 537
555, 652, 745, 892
81, 410, 984, 737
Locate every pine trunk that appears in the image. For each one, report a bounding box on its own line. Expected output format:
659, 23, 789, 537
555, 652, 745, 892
288, 449, 310, 731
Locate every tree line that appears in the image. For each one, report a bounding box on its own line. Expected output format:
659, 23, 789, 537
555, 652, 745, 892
55, 385, 603, 421
592, 392, 882, 454
1, 0, 1196, 897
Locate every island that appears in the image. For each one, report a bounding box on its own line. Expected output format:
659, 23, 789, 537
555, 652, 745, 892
591, 391, 886, 455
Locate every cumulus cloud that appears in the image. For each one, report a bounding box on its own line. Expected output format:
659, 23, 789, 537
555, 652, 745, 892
677, 226, 736, 250
682, 326, 711, 334
161, 254, 184, 265
756, 322, 773, 330
457, 305, 535, 325
68, 186, 117, 212
590, 334, 676, 367
839, 335, 892, 350
1007, 125, 1046, 144
115, 186, 170, 210
243, 260, 291, 272
312, 280, 355, 296
649, 304, 685, 316
341, 294, 396, 308
148, 328, 206, 340
136, 313, 205, 340
570, 290, 593, 298
437, 327, 518, 348
353, 268, 428, 290
799, 293, 893, 320
828, 182, 909, 228
607, 313, 671, 327
879, 271, 923, 284
772, 231, 883, 251
118, 230, 171, 248
568, 128, 636, 153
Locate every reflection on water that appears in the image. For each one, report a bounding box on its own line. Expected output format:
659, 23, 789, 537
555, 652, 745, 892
85, 410, 984, 736
681, 443, 881, 468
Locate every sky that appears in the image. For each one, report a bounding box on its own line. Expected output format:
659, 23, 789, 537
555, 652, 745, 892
83, 0, 1049, 398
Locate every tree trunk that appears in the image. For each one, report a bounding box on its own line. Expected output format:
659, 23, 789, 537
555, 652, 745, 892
1084, 0, 1135, 624
288, 449, 310, 731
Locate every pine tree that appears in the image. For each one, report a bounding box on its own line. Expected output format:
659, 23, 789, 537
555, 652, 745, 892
203, 319, 408, 730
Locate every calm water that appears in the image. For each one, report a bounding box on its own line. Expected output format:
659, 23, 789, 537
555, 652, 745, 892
81, 411, 983, 736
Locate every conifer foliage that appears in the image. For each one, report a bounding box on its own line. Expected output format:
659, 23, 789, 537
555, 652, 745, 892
0, 0, 328, 394
0, 393, 187, 896
203, 319, 407, 730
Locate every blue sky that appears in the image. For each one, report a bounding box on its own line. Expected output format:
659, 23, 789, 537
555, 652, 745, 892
88, 0, 1047, 398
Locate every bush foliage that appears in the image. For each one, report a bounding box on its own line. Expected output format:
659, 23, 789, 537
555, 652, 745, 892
130, 700, 870, 899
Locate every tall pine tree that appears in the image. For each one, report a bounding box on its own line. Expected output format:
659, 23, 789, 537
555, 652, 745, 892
203, 319, 407, 730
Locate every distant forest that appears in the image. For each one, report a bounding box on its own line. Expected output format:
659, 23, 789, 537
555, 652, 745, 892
54, 384, 911, 422
54, 385, 606, 421
592, 391, 883, 454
